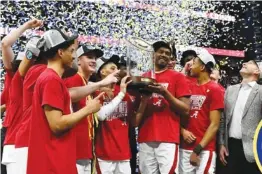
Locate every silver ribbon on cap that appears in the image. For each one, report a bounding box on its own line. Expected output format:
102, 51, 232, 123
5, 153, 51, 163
25, 36, 41, 57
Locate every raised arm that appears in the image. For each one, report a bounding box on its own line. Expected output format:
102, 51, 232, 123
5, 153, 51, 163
1, 18, 42, 70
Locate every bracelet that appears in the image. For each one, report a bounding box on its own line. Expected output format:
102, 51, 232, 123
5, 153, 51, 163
193, 144, 203, 155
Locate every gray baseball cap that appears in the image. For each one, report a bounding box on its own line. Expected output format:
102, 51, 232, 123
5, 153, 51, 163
76, 45, 103, 59
37, 29, 78, 52
196, 50, 216, 66
25, 36, 41, 57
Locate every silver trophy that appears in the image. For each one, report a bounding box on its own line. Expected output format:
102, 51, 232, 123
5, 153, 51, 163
126, 37, 156, 91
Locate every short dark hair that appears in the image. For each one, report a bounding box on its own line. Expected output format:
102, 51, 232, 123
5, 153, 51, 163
44, 40, 75, 59
181, 50, 197, 66
153, 41, 171, 52
205, 62, 214, 74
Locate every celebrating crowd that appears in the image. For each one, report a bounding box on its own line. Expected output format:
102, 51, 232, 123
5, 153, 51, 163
1, 18, 261, 174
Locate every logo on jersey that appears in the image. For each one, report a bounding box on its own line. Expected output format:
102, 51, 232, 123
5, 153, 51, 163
151, 83, 169, 107
190, 95, 206, 110
104, 101, 128, 125
160, 83, 169, 89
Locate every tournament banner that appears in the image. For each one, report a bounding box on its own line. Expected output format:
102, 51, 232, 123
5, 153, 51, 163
253, 120, 262, 173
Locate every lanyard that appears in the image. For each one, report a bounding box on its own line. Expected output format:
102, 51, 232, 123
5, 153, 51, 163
77, 72, 99, 139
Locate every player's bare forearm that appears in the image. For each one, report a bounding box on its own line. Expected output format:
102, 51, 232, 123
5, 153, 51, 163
163, 89, 190, 118
2, 24, 28, 47
199, 110, 221, 148
44, 104, 98, 136
1, 24, 29, 69
180, 116, 188, 128
68, 81, 102, 102
18, 58, 35, 77
69, 71, 119, 102
132, 96, 149, 127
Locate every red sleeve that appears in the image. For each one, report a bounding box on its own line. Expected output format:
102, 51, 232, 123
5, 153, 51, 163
41, 78, 65, 112
174, 73, 191, 98
209, 86, 224, 111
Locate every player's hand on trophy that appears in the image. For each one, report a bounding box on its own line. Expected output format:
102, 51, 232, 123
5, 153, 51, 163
147, 83, 166, 95
120, 75, 132, 94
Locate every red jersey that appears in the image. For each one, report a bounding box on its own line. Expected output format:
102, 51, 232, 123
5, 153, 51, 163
15, 64, 47, 148
138, 69, 191, 144
0, 69, 14, 106
64, 73, 94, 160
95, 85, 133, 160
217, 83, 225, 94
181, 81, 224, 151
27, 68, 77, 174
3, 71, 23, 145
186, 76, 197, 90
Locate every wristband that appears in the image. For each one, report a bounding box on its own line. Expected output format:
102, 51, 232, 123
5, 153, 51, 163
193, 144, 203, 155
25, 50, 34, 60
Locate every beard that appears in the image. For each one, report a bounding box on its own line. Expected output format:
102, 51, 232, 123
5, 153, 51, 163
156, 60, 168, 70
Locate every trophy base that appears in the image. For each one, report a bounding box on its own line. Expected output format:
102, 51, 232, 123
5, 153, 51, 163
127, 76, 155, 94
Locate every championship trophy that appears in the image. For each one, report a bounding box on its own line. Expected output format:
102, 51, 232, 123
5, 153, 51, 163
126, 37, 156, 92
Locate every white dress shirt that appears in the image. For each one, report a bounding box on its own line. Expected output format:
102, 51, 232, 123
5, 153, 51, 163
229, 81, 257, 139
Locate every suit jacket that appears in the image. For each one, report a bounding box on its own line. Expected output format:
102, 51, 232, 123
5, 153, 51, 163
219, 83, 262, 162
